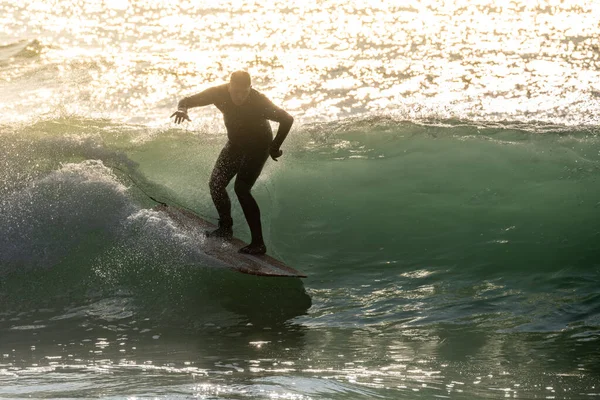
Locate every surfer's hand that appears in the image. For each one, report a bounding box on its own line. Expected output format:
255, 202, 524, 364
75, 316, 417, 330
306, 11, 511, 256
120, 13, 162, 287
170, 110, 191, 124
269, 145, 283, 161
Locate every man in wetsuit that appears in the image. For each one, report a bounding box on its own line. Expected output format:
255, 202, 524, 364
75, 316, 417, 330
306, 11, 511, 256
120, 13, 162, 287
170, 71, 294, 255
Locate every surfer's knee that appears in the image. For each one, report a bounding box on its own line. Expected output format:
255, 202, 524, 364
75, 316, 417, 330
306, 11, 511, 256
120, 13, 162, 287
234, 180, 252, 198
209, 175, 226, 194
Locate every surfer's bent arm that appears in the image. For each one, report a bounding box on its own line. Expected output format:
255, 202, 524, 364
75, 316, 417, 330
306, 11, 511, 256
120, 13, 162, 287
272, 110, 294, 149
260, 96, 294, 149
177, 86, 219, 113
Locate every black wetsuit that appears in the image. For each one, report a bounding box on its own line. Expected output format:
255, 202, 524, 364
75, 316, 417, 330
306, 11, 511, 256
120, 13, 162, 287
177, 84, 293, 247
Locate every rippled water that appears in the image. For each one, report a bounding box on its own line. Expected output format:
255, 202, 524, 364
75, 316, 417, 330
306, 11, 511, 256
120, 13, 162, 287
1, 1, 600, 399
2, 0, 600, 124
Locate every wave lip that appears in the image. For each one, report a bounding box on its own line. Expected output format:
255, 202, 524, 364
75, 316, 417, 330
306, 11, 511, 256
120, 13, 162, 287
0, 39, 43, 62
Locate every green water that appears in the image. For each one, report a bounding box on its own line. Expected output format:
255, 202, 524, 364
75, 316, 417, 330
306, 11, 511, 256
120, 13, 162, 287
1, 118, 599, 398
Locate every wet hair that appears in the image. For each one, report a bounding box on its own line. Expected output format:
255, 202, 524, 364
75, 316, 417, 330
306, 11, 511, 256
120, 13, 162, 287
230, 70, 251, 87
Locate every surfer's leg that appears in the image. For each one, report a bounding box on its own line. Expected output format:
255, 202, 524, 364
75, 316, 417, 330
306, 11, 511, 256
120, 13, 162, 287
208, 143, 241, 238
234, 148, 269, 254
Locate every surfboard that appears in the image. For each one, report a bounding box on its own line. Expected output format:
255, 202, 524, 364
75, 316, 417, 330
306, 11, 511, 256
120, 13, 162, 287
154, 203, 307, 278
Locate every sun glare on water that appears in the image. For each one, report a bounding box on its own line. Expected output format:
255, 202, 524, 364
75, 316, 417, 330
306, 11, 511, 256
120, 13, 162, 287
0, 0, 599, 124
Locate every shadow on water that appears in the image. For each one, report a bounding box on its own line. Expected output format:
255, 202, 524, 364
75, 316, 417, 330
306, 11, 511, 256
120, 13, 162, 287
0, 258, 312, 328
205, 271, 312, 324
0, 257, 312, 373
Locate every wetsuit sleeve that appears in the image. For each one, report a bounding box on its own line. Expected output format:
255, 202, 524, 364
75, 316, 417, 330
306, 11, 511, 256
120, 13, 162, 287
259, 95, 294, 149
177, 86, 220, 112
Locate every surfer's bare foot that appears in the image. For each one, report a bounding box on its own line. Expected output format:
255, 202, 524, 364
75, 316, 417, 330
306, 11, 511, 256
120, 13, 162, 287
205, 227, 233, 240
238, 243, 266, 255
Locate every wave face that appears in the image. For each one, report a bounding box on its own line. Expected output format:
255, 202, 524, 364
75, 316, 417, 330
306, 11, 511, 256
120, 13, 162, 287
3, 118, 598, 277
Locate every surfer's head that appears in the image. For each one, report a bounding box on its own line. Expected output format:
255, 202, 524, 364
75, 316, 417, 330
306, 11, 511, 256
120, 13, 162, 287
228, 71, 252, 105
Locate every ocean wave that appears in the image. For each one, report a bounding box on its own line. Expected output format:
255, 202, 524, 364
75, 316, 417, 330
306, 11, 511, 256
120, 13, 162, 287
0, 39, 43, 62
0, 116, 597, 329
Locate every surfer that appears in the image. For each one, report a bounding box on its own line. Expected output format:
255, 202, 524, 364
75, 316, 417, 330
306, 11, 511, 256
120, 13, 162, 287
170, 71, 294, 255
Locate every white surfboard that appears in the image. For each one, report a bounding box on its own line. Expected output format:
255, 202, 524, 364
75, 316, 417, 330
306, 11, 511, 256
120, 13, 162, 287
154, 203, 307, 278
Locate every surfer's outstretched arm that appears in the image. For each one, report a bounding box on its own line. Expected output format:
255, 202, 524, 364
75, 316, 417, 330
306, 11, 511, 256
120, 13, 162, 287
171, 86, 219, 124
178, 86, 219, 110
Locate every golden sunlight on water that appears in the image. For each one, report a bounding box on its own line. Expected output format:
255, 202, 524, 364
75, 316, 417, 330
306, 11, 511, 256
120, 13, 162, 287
0, 0, 599, 124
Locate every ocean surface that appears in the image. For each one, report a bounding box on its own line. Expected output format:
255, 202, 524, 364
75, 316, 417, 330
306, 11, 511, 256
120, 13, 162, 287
1, 1, 600, 398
